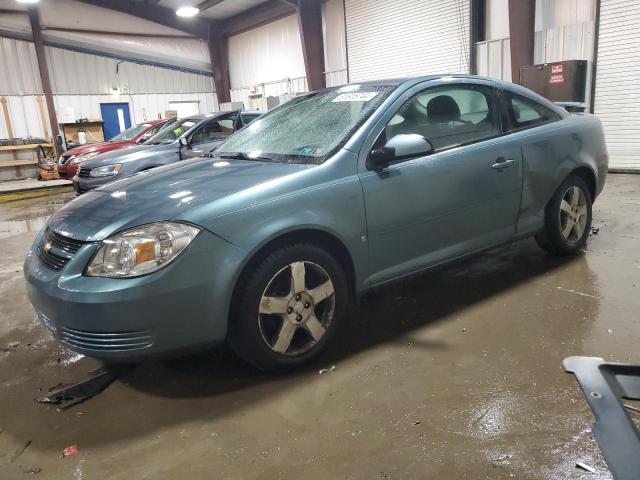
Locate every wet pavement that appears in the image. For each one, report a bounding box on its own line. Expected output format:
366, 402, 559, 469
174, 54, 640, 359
0, 175, 638, 479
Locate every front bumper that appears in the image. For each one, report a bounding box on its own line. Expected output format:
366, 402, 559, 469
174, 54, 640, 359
72, 174, 119, 194
58, 163, 78, 179
24, 227, 246, 360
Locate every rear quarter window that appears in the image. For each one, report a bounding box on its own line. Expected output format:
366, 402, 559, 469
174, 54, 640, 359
505, 92, 561, 131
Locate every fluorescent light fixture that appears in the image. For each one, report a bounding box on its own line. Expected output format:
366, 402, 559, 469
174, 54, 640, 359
176, 6, 199, 17
16, 0, 40, 3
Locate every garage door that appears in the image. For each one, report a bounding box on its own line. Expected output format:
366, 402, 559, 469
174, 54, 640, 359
344, 0, 470, 82
594, 0, 640, 171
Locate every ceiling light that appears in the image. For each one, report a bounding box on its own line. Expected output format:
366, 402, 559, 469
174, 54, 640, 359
176, 6, 199, 18
16, 0, 40, 4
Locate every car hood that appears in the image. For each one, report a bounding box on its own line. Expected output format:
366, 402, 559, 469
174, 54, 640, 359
47, 158, 313, 242
64, 141, 131, 157
81, 143, 176, 167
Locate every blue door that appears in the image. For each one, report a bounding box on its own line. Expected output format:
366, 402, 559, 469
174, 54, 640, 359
100, 103, 131, 140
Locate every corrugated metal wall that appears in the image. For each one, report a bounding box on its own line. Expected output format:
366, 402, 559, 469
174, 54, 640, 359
0, 36, 217, 173
344, 0, 471, 82
45, 46, 214, 95
593, 0, 640, 171
0, 37, 42, 95
534, 0, 596, 63
0, 37, 215, 97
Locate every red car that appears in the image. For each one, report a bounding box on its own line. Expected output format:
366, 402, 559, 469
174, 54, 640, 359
57, 119, 171, 179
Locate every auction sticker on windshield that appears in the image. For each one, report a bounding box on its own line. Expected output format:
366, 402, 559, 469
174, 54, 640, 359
333, 92, 379, 102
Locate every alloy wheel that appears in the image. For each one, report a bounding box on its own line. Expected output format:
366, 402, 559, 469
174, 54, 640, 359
258, 261, 335, 356
559, 185, 588, 243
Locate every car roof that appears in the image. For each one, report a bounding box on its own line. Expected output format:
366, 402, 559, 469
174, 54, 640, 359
320, 73, 526, 91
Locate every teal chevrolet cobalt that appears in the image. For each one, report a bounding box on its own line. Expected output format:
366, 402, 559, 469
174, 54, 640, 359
25, 75, 608, 371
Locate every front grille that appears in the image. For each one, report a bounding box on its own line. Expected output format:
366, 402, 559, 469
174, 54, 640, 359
38, 246, 70, 270
58, 170, 68, 178
58, 326, 154, 352
37, 229, 86, 271
47, 230, 84, 254
78, 166, 91, 177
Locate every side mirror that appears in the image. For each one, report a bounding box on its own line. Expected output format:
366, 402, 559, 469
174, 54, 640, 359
366, 134, 433, 171
179, 137, 190, 147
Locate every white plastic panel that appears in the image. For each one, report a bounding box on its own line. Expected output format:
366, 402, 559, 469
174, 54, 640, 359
344, 0, 471, 82
594, 0, 640, 170
227, 15, 306, 90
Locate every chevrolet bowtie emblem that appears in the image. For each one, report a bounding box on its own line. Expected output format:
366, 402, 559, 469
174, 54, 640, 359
43, 242, 52, 253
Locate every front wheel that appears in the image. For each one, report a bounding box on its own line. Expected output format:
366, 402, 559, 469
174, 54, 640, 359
535, 174, 593, 256
228, 243, 349, 372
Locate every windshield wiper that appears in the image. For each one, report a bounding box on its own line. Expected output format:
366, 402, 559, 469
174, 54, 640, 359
217, 152, 278, 162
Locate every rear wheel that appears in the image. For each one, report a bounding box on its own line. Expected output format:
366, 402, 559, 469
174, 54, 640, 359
228, 243, 349, 372
535, 174, 592, 256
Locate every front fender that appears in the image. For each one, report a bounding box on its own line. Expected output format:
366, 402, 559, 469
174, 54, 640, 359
205, 176, 369, 293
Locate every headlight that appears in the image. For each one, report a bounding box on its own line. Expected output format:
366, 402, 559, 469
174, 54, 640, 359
90, 164, 122, 177
72, 152, 100, 164
86, 222, 200, 278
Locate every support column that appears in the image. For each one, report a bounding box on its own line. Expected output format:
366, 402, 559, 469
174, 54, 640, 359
508, 0, 536, 84
470, 0, 486, 75
297, 0, 325, 91
208, 26, 231, 105
28, 8, 59, 152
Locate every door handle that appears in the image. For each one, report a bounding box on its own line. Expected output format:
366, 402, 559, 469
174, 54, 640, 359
491, 158, 515, 171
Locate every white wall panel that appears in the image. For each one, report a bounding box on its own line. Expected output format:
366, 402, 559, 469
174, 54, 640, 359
486, 0, 510, 40
228, 15, 306, 89
0, 37, 215, 97
45, 45, 214, 95
345, 0, 471, 81
230, 76, 308, 111
594, 0, 640, 170
53, 92, 218, 126
475, 38, 512, 81
534, 0, 596, 63
323, 0, 348, 86
0, 37, 42, 94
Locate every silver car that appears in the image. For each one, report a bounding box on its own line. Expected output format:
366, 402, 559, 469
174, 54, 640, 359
73, 110, 262, 193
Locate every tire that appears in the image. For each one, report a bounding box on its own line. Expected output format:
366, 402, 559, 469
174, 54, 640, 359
228, 243, 350, 372
535, 174, 593, 256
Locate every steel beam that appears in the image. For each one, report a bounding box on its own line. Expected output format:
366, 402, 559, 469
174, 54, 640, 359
508, 0, 536, 84
208, 25, 231, 104
297, 0, 325, 91
28, 8, 59, 154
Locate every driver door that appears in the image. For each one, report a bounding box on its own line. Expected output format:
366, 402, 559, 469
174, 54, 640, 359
358, 81, 523, 285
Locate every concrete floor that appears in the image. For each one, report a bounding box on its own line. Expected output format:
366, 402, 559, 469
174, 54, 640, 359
0, 174, 638, 479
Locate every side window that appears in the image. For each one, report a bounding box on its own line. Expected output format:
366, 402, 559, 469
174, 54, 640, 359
190, 114, 237, 144
380, 85, 502, 152
505, 93, 560, 130
138, 125, 161, 143
241, 114, 260, 126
